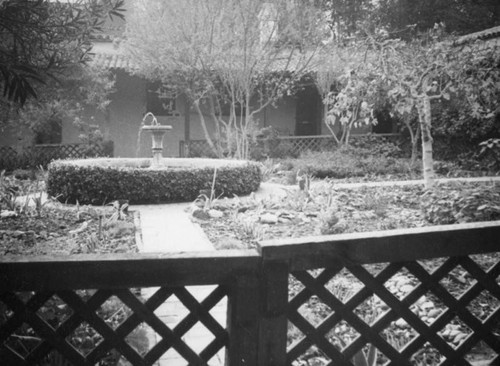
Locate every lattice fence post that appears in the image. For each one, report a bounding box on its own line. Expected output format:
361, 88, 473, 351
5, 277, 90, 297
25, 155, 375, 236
226, 272, 261, 366
258, 261, 289, 366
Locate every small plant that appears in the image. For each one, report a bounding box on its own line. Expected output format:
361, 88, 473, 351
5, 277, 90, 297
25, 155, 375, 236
478, 138, 500, 171
194, 168, 224, 211
106, 200, 129, 224
0, 172, 20, 212
296, 170, 312, 193
84, 233, 100, 253
239, 218, 266, 241
362, 192, 391, 218
319, 208, 341, 235
260, 158, 281, 181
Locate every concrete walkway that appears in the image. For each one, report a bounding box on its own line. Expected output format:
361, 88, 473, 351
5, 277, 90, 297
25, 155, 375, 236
133, 202, 213, 253
133, 202, 223, 366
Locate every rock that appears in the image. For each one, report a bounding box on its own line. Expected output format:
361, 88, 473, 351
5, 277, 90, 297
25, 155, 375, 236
427, 309, 441, 318
279, 212, 295, 220
191, 208, 211, 220
395, 318, 409, 329
441, 329, 451, 338
0, 210, 17, 219
260, 213, 278, 224
69, 221, 89, 236
12, 230, 25, 238
453, 332, 467, 344
208, 209, 224, 218
352, 212, 362, 220
394, 276, 411, 287
25, 230, 36, 241
421, 301, 435, 310
363, 210, 378, 219
400, 284, 414, 294
217, 237, 245, 250
449, 329, 461, 338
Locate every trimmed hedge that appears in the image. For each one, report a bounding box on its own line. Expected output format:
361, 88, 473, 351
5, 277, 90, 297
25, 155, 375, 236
47, 158, 262, 204
287, 148, 419, 179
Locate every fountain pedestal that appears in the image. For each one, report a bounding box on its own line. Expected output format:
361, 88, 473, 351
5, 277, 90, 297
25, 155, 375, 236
141, 125, 172, 167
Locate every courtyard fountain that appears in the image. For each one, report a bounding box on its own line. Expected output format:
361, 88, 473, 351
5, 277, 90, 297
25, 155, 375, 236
47, 113, 262, 204
140, 112, 172, 167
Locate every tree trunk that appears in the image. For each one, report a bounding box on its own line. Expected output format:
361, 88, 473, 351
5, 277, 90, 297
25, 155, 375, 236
405, 119, 420, 167
417, 97, 435, 188
193, 100, 222, 158
410, 123, 420, 167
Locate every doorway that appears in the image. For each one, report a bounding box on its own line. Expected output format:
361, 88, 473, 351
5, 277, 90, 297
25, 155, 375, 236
295, 86, 321, 136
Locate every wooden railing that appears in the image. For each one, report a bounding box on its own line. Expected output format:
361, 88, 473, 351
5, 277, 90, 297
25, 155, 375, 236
1, 222, 499, 365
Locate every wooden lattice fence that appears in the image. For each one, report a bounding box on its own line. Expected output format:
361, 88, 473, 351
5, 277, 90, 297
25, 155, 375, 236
180, 134, 400, 158
1, 222, 499, 365
0, 143, 113, 171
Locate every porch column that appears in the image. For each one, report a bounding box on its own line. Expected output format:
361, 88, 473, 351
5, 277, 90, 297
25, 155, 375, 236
183, 97, 191, 157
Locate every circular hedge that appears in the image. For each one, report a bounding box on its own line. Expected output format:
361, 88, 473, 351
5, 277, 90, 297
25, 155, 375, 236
47, 158, 262, 204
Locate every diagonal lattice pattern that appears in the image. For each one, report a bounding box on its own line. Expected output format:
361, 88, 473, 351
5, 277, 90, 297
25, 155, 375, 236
287, 255, 500, 366
0, 285, 228, 365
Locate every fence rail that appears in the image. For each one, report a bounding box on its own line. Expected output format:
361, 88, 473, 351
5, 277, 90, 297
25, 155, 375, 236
1, 222, 499, 365
0, 142, 113, 171
179, 134, 400, 158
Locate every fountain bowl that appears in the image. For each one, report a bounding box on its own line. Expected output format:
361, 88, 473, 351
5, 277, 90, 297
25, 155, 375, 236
47, 157, 262, 205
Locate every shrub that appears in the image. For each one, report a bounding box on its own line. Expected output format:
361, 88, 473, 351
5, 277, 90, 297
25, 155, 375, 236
47, 158, 262, 204
350, 135, 403, 158
288, 148, 417, 179
420, 182, 500, 224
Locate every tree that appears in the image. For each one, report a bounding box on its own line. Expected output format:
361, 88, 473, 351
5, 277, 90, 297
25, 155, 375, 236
316, 0, 374, 40
0, 0, 124, 105
314, 42, 380, 146
373, 27, 500, 187
375, 0, 500, 37
1, 63, 115, 148
125, 0, 324, 159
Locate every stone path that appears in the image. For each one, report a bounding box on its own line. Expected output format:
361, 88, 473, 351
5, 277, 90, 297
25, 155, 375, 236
133, 202, 225, 366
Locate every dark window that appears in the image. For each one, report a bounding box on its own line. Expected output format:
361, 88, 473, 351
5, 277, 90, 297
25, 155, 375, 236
35, 118, 62, 144
146, 81, 177, 116
373, 108, 394, 134
216, 100, 246, 117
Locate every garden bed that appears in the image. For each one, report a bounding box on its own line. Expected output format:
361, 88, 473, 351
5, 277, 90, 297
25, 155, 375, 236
0, 203, 137, 256
0, 174, 143, 364
196, 178, 500, 365
198, 180, 500, 249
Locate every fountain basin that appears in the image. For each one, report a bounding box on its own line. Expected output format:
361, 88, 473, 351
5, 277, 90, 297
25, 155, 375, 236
141, 125, 172, 132
47, 158, 262, 205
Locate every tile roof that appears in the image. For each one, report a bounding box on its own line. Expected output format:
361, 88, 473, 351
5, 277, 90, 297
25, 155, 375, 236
91, 48, 329, 73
